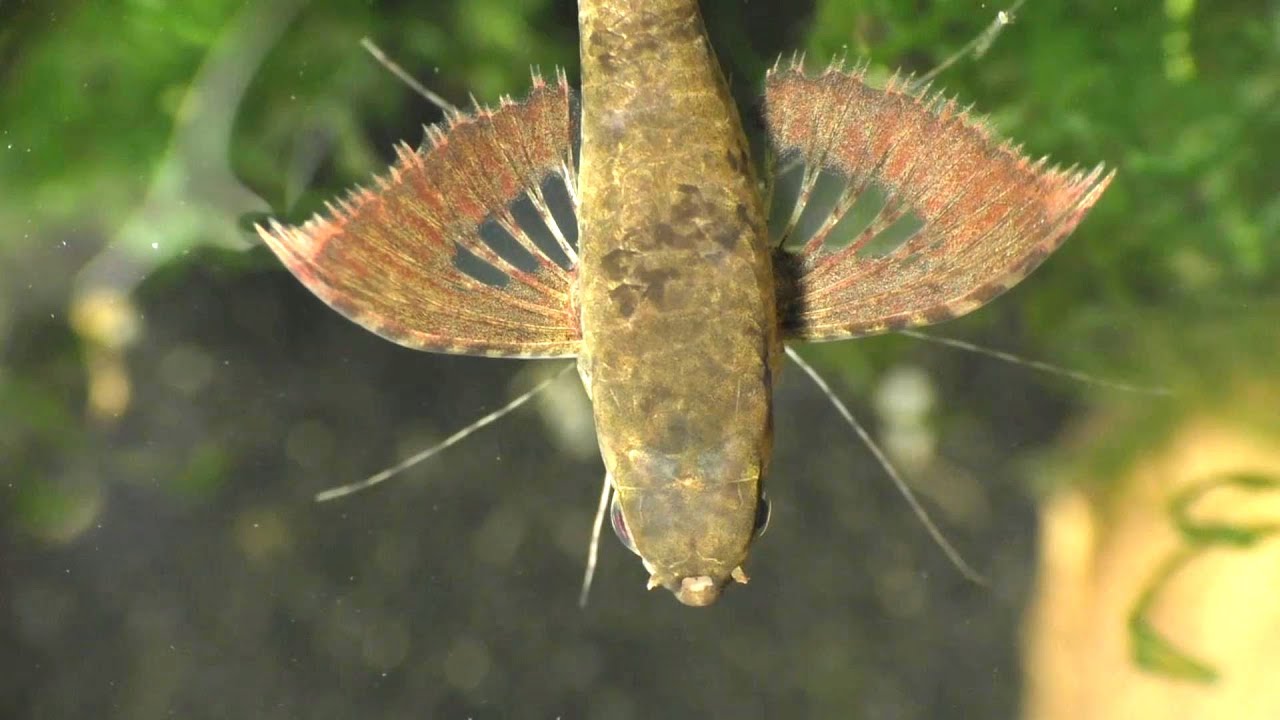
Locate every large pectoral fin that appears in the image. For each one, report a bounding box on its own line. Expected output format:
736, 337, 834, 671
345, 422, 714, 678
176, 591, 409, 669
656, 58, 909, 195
258, 70, 581, 358
764, 60, 1113, 341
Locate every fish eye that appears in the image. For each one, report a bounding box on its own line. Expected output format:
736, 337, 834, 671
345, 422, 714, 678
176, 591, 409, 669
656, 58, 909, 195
753, 492, 771, 538
610, 493, 639, 555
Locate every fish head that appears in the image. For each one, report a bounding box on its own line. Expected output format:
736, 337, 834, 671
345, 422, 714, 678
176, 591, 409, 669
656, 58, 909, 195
607, 444, 771, 606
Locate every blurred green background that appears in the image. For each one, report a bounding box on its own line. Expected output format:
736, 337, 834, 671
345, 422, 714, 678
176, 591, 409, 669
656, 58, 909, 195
2, 0, 1277, 718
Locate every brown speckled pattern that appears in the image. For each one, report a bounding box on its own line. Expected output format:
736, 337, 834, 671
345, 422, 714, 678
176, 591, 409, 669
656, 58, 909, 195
576, 0, 778, 599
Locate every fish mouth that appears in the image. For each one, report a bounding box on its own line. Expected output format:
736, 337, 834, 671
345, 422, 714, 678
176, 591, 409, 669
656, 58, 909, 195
655, 565, 750, 606
674, 575, 721, 607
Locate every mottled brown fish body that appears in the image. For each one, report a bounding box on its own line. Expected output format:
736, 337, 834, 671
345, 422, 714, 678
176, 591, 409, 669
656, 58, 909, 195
576, 0, 778, 604
257, 0, 1114, 609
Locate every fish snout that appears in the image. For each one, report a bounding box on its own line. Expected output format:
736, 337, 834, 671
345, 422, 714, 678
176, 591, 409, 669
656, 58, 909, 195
674, 575, 721, 606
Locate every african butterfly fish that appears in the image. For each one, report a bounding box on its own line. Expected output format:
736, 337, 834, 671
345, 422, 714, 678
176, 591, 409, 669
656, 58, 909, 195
258, 0, 1112, 606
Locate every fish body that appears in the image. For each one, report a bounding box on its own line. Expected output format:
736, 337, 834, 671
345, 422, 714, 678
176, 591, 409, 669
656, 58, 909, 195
257, 0, 1112, 606
576, 0, 776, 605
